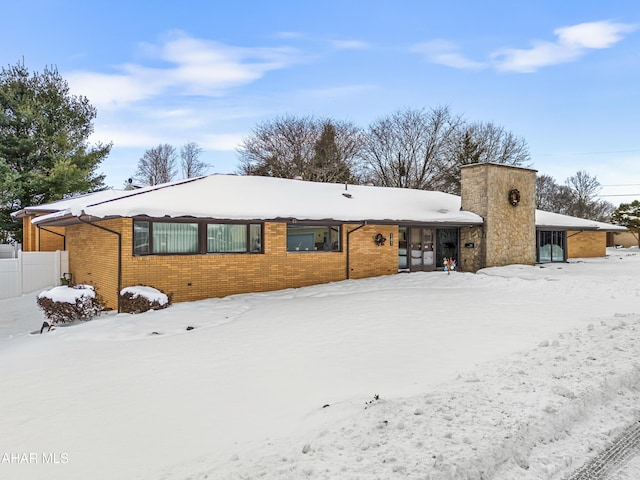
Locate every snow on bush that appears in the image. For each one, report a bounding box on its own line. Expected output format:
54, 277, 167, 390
36, 284, 102, 324
119, 286, 171, 314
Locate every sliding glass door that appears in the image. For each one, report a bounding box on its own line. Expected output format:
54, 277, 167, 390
537, 230, 566, 262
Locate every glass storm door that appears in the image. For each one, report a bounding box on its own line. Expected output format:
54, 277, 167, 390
409, 228, 435, 271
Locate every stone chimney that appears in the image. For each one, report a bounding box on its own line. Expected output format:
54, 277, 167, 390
460, 163, 537, 268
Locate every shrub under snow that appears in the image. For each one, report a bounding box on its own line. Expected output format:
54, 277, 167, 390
36, 285, 102, 324
119, 286, 171, 314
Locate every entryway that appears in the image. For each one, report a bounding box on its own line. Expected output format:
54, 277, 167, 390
398, 227, 459, 272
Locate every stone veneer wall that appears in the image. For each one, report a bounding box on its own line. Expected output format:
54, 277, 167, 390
66, 219, 398, 310
459, 225, 483, 272
612, 231, 638, 248
460, 163, 537, 268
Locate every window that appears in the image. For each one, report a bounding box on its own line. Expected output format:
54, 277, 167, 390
133, 221, 150, 254
207, 223, 262, 253
133, 220, 263, 255
537, 230, 566, 262
153, 222, 198, 253
286, 225, 341, 252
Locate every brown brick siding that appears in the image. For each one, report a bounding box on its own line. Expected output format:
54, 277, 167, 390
66, 219, 122, 309
567, 231, 606, 258
21, 216, 65, 252
66, 219, 397, 310
347, 224, 398, 279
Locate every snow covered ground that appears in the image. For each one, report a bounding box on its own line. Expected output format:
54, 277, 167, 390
1, 248, 639, 480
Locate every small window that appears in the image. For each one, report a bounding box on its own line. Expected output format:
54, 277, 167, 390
287, 225, 341, 252
133, 221, 150, 254
153, 222, 198, 254
249, 224, 262, 253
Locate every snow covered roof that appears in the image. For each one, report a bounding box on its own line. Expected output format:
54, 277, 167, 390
30, 175, 484, 226
23, 174, 626, 232
535, 210, 626, 232
11, 189, 135, 219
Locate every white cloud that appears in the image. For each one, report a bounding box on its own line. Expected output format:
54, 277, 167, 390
299, 84, 377, 98
201, 133, 245, 151
556, 21, 637, 49
65, 31, 299, 109
331, 40, 370, 50
413, 21, 637, 74
274, 31, 304, 39
492, 20, 637, 73
411, 40, 486, 70
89, 127, 163, 148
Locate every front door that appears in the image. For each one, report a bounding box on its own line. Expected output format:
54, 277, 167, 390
408, 228, 435, 271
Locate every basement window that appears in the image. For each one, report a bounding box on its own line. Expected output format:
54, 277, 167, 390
286, 225, 341, 252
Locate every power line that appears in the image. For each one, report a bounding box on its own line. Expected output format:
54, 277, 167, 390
534, 149, 640, 156
601, 184, 640, 187
597, 194, 640, 197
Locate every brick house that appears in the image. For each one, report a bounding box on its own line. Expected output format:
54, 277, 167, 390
12, 164, 625, 310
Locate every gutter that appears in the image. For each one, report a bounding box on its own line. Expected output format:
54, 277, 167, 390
346, 222, 367, 279
78, 217, 122, 313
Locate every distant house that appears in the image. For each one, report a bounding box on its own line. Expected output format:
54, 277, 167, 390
12, 164, 625, 311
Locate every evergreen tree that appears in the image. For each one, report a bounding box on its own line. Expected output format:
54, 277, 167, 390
0, 61, 110, 242
310, 122, 352, 183
612, 200, 640, 247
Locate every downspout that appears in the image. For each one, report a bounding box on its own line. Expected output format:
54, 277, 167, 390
78, 218, 122, 313
346, 222, 367, 279
36, 226, 66, 251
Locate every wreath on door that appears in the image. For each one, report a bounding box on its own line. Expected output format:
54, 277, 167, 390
374, 233, 387, 246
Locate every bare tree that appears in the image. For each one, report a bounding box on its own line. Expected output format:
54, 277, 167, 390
536, 170, 614, 221
180, 142, 208, 178
134, 144, 178, 186
564, 170, 614, 220
237, 115, 362, 182
535, 174, 573, 214
360, 106, 463, 189
435, 121, 530, 194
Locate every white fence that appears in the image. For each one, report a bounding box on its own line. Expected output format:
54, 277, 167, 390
0, 244, 21, 259
0, 250, 69, 300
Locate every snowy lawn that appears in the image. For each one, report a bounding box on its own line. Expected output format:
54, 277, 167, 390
1, 248, 639, 479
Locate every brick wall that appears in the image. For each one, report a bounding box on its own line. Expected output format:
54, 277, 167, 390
21, 216, 65, 252
346, 224, 398, 279
22, 217, 36, 251
66, 219, 398, 310
567, 231, 607, 258
66, 219, 122, 309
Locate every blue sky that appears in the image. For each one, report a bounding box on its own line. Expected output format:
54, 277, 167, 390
2, 0, 639, 204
